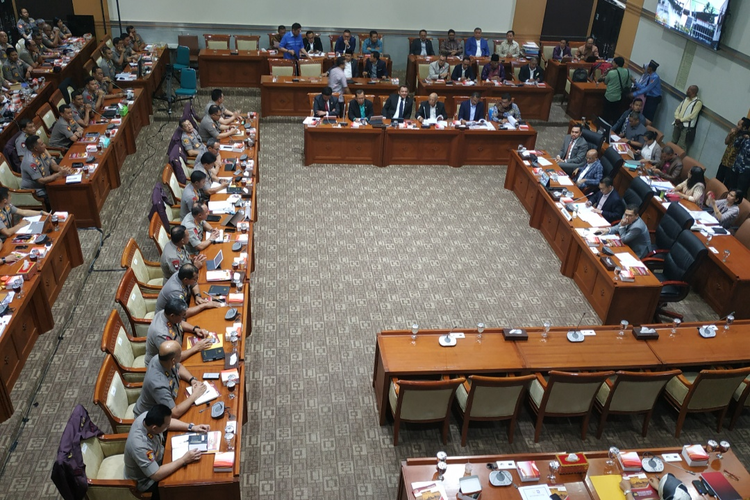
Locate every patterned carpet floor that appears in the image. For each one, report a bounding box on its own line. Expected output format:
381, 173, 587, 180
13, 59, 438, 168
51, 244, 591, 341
0, 87, 743, 500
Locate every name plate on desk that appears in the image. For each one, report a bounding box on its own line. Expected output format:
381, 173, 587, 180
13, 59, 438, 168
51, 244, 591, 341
503, 328, 528, 340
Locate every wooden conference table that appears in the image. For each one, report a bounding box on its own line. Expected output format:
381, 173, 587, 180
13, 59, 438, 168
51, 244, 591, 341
29, 36, 96, 88
505, 150, 662, 324
304, 120, 537, 167
0, 215, 82, 422
113, 45, 171, 115
397, 448, 750, 500
567, 81, 606, 120
417, 80, 554, 120
260, 75, 398, 116
374, 320, 750, 425
51, 88, 150, 227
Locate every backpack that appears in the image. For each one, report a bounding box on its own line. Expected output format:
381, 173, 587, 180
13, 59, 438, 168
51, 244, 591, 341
50, 405, 103, 500
572, 68, 589, 82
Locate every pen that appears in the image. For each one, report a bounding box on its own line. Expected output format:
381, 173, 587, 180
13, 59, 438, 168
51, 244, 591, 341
723, 469, 739, 481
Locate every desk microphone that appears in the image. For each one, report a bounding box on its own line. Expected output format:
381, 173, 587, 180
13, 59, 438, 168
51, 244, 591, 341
568, 313, 586, 340
90, 108, 110, 124
445, 325, 457, 343
565, 196, 589, 212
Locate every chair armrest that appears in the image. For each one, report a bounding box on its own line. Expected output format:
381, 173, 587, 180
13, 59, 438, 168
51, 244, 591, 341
98, 434, 129, 455
534, 372, 547, 389
137, 282, 163, 294
675, 374, 692, 387
142, 292, 159, 300
390, 377, 400, 396
659, 280, 689, 288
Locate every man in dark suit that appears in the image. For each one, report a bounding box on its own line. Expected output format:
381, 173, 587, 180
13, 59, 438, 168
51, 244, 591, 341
382, 86, 413, 120
518, 57, 544, 82
586, 177, 624, 223
416, 93, 447, 123
409, 30, 434, 56
312, 86, 339, 117
451, 56, 475, 82
555, 124, 588, 175
304, 31, 322, 53
342, 49, 359, 78
347, 90, 374, 121
363, 51, 388, 79
457, 92, 485, 123
334, 29, 356, 53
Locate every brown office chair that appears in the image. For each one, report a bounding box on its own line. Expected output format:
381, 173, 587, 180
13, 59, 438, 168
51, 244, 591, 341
389, 377, 465, 445
120, 238, 163, 292
595, 369, 681, 438
0, 153, 46, 210
203, 34, 230, 50
646, 125, 664, 145
178, 35, 199, 65
79, 432, 151, 500
268, 58, 296, 77
735, 218, 750, 249
35, 103, 58, 135
267, 32, 279, 48
93, 354, 142, 433
148, 213, 171, 255
115, 268, 158, 338
528, 370, 614, 442
729, 375, 750, 429
298, 59, 323, 77
666, 141, 686, 160
49, 89, 67, 113
455, 374, 534, 446
679, 156, 706, 183
663, 366, 750, 437
705, 177, 728, 200
235, 35, 260, 51
100, 309, 147, 382
83, 58, 95, 78
161, 164, 184, 205
416, 59, 432, 81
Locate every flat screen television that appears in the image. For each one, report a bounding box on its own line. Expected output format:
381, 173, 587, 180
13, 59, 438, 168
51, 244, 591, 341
655, 0, 730, 50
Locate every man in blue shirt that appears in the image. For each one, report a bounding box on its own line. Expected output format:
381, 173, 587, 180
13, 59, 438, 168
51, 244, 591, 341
362, 31, 383, 55
279, 22, 307, 60
464, 27, 489, 57
631, 60, 661, 122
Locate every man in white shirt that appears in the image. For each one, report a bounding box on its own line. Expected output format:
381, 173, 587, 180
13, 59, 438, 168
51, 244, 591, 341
496, 30, 522, 58
328, 57, 350, 114
342, 50, 358, 79
428, 54, 450, 80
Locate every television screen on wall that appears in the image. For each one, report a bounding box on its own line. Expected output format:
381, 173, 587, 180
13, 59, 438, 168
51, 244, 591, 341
655, 0, 730, 50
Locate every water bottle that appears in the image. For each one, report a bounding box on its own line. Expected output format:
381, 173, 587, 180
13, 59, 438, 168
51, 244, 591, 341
488, 107, 495, 122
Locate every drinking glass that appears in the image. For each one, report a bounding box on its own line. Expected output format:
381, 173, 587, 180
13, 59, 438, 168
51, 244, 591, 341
607, 447, 620, 473
618, 320, 629, 340
51, 214, 59, 231
224, 429, 235, 451
236, 280, 243, 293
723, 249, 731, 262
548, 460, 560, 483
706, 233, 713, 246
542, 321, 551, 343
724, 314, 735, 331
12, 278, 22, 299
718, 441, 730, 460
476, 322, 485, 343
411, 323, 418, 345
670, 318, 681, 338
230, 331, 239, 353
707, 439, 718, 456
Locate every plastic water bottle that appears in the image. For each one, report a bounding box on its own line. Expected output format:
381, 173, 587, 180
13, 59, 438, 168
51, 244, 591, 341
488, 107, 495, 122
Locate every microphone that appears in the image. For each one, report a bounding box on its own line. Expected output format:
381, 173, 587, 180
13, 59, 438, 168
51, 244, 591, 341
444, 325, 457, 344
90, 107, 110, 124
567, 313, 586, 341
565, 196, 589, 212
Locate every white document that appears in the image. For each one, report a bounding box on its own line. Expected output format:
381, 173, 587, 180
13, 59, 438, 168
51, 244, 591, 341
615, 252, 644, 268
66, 173, 83, 184
610, 133, 621, 142
302, 116, 319, 125
208, 201, 233, 214
518, 484, 552, 500
689, 210, 720, 225
537, 157, 552, 166
557, 176, 573, 185
16, 216, 43, 234
496, 460, 516, 469
578, 209, 611, 228
186, 381, 220, 405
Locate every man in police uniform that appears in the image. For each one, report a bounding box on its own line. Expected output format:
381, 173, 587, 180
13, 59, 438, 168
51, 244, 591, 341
99, 46, 118, 82
179, 119, 203, 156
82, 76, 105, 110
144, 298, 212, 365
93, 66, 124, 98
70, 91, 92, 128
199, 105, 237, 143
133, 341, 206, 418
0, 187, 48, 242
15, 119, 36, 161
112, 36, 137, 72
125, 404, 206, 496
204, 89, 240, 125
31, 32, 53, 56
182, 203, 220, 255
3, 48, 31, 83
126, 26, 146, 51
155, 263, 219, 317
160, 225, 206, 283
49, 104, 83, 149
182, 157, 227, 208
195, 139, 222, 181
0, 32, 11, 64
17, 8, 36, 40
20, 135, 72, 209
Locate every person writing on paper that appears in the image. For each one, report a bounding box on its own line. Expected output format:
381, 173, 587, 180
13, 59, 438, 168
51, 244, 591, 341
199, 105, 238, 142
670, 166, 706, 205
647, 146, 682, 182
0, 187, 48, 243
585, 177, 624, 223
595, 205, 651, 258
457, 92, 484, 124
706, 189, 743, 229
556, 124, 588, 175
180, 169, 226, 218
491, 94, 521, 124
347, 90, 374, 121
21, 135, 72, 210
416, 93, 446, 123
428, 53, 450, 80
182, 203, 220, 254
125, 404, 206, 496
572, 149, 603, 190
313, 86, 340, 117
451, 56, 475, 82
155, 263, 220, 316
518, 57, 544, 83
144, 298, 213, 365
133, 341, 207, 418
481, 54, 504, 82
620, 473, 690, 500
161, 225, 206, 283
634, 130, 661, 163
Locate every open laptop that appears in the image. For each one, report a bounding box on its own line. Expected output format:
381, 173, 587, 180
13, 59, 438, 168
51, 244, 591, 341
206, 249, 223, 271
221, 211, 244, 228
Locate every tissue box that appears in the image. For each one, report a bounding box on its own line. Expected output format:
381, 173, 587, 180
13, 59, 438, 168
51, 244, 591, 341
632, 327, 659, 340
18, 261, 37, 281
555, 453, 589, 475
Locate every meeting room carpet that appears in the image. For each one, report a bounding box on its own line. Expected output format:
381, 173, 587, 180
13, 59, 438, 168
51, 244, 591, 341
0, 88, 744, 500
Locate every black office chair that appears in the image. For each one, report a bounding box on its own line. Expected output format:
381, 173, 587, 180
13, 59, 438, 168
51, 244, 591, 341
643, 229, 707, 322
643, 202, 695, 267
581, 128, 605, 153
622, 177, 654, 216
601, 147, 624, 182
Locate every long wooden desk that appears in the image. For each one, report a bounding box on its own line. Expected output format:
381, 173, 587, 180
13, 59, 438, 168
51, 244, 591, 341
0, 215, 82, 422
567, 81, 605, 120
29, 36, 96, 88
505, 150, 661, 324
0, 82, 55, 149
115, 47, 170, 115
260, 75, 398, 116
417, 80, 555, 121
305, 120, 537, 167
397, 448, 750, 500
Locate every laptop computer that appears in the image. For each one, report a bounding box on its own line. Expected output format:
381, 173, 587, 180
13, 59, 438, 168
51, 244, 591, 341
221, 211, 244, 228
206, 249, 223, 271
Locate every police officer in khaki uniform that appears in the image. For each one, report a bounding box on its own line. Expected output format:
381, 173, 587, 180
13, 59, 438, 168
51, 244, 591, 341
16, 9, 36, 40
14, 119, 36, 161
2, 47, 31, 83
160, 225, 206, 283
155, 263, 219, 317
144, 298, 212, 365
182, 204, 220, 254
70, 91, 92, 128
49, 105, 83, 149
81, 76, 105, 110
99, 46, 118, 82
0, 187, 48, 242
20, 135, 72, 209
179, 119, 203, 156
199, 105, 237, 142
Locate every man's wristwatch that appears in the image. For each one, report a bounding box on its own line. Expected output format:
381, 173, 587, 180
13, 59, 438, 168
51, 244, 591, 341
188, 376, 197, 384
188, 423, 194, 431
193, 325, 200, 334
622, 490, 631, 497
